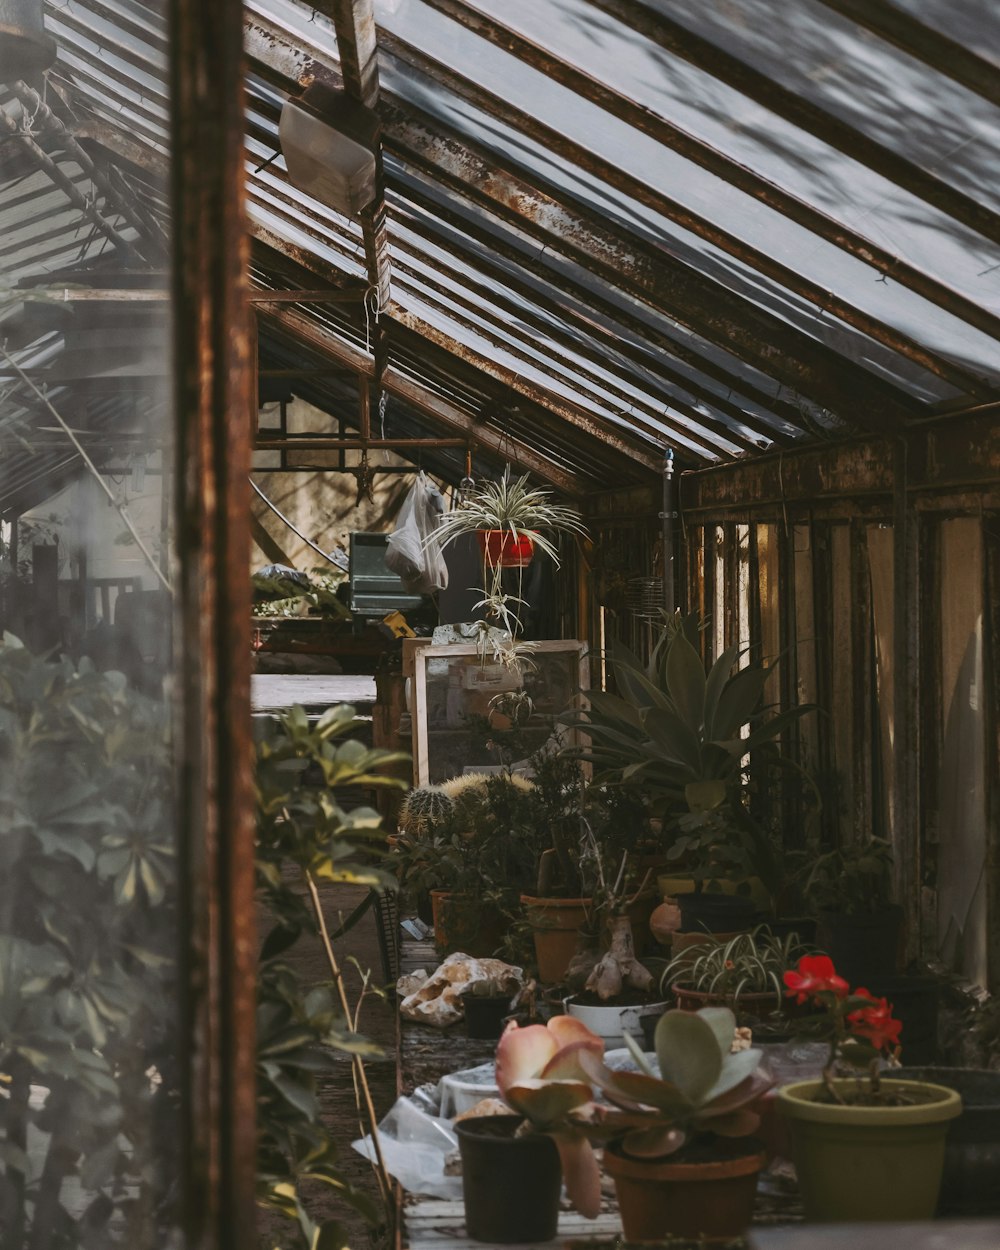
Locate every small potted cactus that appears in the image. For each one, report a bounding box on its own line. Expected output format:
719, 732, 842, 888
580, 1007, 773, 1241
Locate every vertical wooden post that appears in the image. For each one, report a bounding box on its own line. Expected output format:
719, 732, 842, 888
893, 437, 921, 963
169, 0, 256, 1247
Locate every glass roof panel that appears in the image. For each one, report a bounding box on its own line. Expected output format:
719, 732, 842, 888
381, 55, 989, 396
375, 1, 1000, 359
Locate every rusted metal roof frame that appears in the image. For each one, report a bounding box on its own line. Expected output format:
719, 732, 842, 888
247, 14, 926, 431
580, 0, 1000, 348
382, 221, 749, 456
254, 299, 587, 494
327, 0, 392, 317
388, 213, 778, 454
243, 14, 839, 430
248, 80, 803, 445
813, 0, 1000, 110
382, 168, 812, 434
249, 203, 670, 469
376, 79, 919, 432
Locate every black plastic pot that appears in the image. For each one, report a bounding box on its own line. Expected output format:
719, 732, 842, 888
867, 974, 940, 1065
885, 1067, 1000, 1215
815, 905, 902, 987
678, 893, 757, 934
455, 1116, 562, 1243
463, 993, 513, 1039
767, 916, 817, 946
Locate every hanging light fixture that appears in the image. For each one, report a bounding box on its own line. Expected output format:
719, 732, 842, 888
279, 83, 378, 218
0, 0, 56, 83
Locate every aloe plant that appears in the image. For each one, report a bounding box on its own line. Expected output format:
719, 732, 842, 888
580, 1007, 773, 1160
494, 1016, 603, 1217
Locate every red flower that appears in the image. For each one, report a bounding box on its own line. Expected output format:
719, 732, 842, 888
847, 995, 902, 1051
783, 955, 850, 1005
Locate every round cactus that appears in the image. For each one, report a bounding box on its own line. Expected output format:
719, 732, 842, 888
398, 785, 455, 837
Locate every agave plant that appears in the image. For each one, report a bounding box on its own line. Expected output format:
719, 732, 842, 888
580, 1007, 773, 1159
494, 1016, 604, 1217
567, 613, 815, 904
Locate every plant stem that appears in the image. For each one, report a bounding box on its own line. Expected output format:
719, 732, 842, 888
303, 870, 394, 1215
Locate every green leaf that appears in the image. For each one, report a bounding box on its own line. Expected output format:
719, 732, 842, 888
654, 1011, 723, 1104
665, 632, 707, 732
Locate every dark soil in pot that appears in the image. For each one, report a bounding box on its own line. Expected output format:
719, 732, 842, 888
885, 1067, 1000, 1215
815, 905, 902, 986
678, 893, 757, 934
463, 993, 513, 1040
455, 1115, 561, 1243
867, 973, 940, 1065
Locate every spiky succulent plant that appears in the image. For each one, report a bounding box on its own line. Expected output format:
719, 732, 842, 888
398, 785, 455, 837
581, 1007, 773, 1159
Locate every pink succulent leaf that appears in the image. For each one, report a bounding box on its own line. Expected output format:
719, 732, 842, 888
703, 1047, 764, 1103
495, 1022, 557, 1097
697, 1107, 761, 1138
698, 1070, 774, 1119
581, 1052, 689, 1116
502, 1079, 593, 1126
550, 1131, 601, 1219
621, 1127, 687, 1159
547, 1016, 604, 1051
540, 1037, 605, 1083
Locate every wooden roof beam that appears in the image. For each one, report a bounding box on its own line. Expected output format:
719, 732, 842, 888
254, 300, 588, 495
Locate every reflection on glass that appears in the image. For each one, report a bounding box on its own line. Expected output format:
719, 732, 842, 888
0, 1, 179, 1246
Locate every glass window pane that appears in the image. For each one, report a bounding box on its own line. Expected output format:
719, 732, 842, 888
0, 2, 180, 1246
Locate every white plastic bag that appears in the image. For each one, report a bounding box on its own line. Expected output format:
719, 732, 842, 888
385, 471, 449, 593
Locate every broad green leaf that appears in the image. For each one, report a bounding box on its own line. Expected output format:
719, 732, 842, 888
654, 1011, 723, 1104
665, 633, 707, 732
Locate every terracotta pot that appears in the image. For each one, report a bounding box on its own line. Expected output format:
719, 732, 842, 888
520, 894, 591, 984
672, 983, 781, 1019
604, 1141, 766, 1241
777, 1077, 961, 1222
431, 891, 506, 958
476, 529, 535, 569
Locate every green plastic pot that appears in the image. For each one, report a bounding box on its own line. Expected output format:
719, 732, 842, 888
777, 1078, 961, 1222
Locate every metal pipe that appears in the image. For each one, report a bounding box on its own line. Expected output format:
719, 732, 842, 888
255, 436, 467, 449
661, 448, 676, 614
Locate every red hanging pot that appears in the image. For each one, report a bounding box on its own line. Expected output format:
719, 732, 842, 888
476, 529, 535, 568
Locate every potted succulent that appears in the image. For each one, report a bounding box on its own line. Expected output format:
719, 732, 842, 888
562, 830, 668, 1042
776, 954, 961, 1222
662, 925, 810, 1023
581, 1007, 773, 1241
801, 836, 901, 986
455, 1016, 603, 1241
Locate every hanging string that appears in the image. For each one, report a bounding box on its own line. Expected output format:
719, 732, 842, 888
363, 283, 381, 356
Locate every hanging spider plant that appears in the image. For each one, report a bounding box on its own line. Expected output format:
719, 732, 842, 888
429, 471, 588, 644
433, 471, 588, 566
